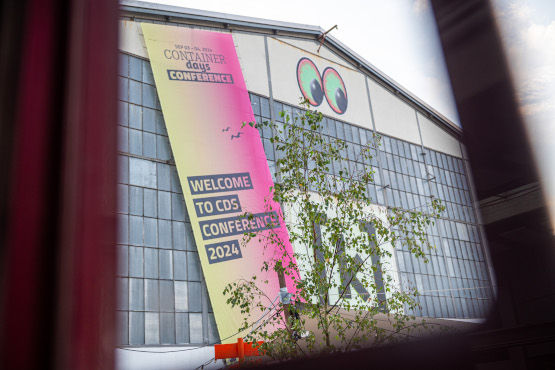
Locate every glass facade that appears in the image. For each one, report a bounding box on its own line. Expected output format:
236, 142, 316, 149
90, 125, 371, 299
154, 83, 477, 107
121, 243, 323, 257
257, 96, 493, 320
117, 51, 493, 346
380, 138, 493, 318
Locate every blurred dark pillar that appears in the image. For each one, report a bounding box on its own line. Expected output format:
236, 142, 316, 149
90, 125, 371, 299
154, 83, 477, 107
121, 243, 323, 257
431, 0, 555, 368
0, 0, 118, 369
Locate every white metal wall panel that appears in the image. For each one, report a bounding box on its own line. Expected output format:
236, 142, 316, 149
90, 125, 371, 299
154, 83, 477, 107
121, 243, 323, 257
418, 112, 463, 158
367, 78, 421, 145
232, 32, 270, 96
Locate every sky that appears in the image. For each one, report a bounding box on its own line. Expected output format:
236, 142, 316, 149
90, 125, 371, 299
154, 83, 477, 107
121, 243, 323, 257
149, 0, 555, 227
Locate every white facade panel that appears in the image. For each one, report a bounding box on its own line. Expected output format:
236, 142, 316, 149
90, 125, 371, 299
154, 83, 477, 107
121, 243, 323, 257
367, 78, 422, 145
268, 37, 373, 130
119, 20, 148, 58
418, 112, 463, 158
232, 32, 270, 96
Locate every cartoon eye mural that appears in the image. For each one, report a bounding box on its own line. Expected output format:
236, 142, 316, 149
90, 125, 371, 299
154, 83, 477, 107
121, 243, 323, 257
322, 67, 348, 114
296, 58, 324, 106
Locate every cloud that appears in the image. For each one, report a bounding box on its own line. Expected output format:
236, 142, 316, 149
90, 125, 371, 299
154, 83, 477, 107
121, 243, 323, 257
493, 1, 555, 117
507, 1, 532, 23
524, 20, 555, 59
412, 0, 429, 14
521, 98, 555, 117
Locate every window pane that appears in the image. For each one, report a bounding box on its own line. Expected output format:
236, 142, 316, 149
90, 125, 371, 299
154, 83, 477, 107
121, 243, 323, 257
172, 221, 186, 250
158, 219, 172, 249
142, 84, 156, 109
143, 189, 157, 218
159, 280, 174, 312
129, 129, 142, 156
143, 132, 157, 159
145, 312, 160, 344
157, 163, 171, 191
144, 248, 158, 279
129, 158, 156, 188
176, 313, 190, 344
160, 313, 176, 344
129, 80, 142, 105
129, 246, 143, 277
129, 186, 143, 216
119, 77, 128, 101
129, 56, 142, 80
174, 251, 187, 281
159, 249, 173, 280
117, 311, 128, 345
188, 281, 202, 312
143, 107, 156, 133
157, 191, 171, 220
208, 314, 219, 344
118, 214, 128, 244
145, 279, 159, 312
129, 278, 144, 310
143, 217, 157, 247
187, 253, 201, 281
118, 155, 129, 184
117, 277, 128, 310
129, 312, 145, 345
175, 281, 188, 312
189, 313, 203, 344
157, 136, 171, 161
171, 193, 185, 221
117, 246, 128, 276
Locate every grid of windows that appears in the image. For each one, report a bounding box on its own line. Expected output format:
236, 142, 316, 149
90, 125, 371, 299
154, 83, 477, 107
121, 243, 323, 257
381, 136, 492, 319
117, 53, 218, 346
117, 50, 494, 345
380, 136, 432, 212
396, 216, 493, 319
253, 97, 385, 204
424, 147, 476, 224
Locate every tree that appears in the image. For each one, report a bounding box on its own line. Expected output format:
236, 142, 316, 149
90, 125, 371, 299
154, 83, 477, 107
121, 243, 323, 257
223, 100, 445, 360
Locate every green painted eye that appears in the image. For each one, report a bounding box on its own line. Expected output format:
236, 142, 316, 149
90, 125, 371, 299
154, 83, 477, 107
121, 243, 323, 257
323, 67, 348, 114
297, 58, 323, 106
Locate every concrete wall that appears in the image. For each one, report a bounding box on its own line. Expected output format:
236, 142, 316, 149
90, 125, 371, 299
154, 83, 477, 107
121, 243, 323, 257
116, 346, 223, 370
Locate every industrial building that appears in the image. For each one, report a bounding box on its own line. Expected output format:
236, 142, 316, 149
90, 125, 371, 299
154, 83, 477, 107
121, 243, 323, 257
115, 1, 495, 366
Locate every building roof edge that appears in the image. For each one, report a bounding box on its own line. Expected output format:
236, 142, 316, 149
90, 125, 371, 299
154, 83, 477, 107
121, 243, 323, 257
120, 0, 462, 137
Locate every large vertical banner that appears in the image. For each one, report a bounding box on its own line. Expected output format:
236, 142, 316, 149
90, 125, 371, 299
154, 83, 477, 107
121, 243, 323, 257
141, 24, 297, 343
